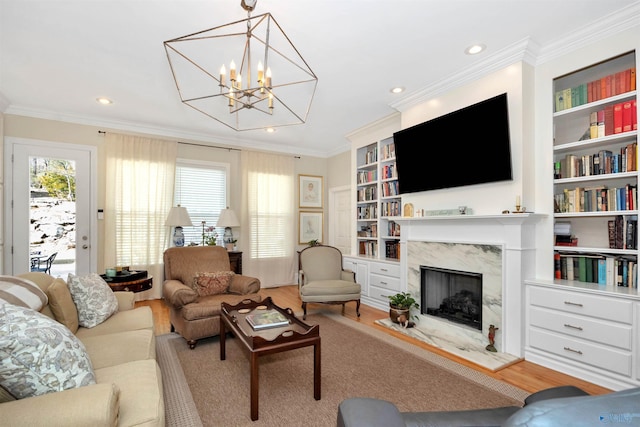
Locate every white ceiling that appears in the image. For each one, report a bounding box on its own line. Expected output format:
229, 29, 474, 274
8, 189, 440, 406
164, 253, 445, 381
1, 0, 639, 157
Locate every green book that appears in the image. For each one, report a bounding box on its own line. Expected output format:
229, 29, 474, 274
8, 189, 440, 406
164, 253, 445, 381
585, 257, 593, 282
578, 257, 587, 282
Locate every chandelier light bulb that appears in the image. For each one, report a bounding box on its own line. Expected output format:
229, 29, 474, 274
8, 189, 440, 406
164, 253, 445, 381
265, 67, 272, 88
257, 61, 264, 84
236, 74, 242, 90
219, 64, 226, 87
229, 60, 237, 82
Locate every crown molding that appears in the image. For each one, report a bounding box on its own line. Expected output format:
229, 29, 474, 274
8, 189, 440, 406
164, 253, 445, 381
390, 38, 538, 113
390, 2, 640, 113
0, 91, 10, 113
4, 104, 332, 158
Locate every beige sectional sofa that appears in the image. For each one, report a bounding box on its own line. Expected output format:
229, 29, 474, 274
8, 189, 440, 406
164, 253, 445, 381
0, 272, 164, 426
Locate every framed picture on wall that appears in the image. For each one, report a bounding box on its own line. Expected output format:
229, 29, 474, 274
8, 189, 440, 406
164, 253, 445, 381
299, 174, 323, 208
299, 211, 323, 244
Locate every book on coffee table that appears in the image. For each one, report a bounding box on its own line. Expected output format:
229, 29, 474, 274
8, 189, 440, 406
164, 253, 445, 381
246, 310, 290, 330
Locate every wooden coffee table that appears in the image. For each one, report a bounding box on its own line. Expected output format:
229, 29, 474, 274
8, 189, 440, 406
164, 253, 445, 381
220, 297, 321, 421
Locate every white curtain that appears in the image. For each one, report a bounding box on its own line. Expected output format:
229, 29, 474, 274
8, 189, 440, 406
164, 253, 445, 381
241, 150, 296, 287
104, 133, 177, 300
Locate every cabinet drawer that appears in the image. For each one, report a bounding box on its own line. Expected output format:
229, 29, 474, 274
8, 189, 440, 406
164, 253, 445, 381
529, 286, 633, 324
369, 285, 398, 303
529, 306, 632, 350
529, 328, 632, 377
369, 262, 400, 277
369, 273, 400, 292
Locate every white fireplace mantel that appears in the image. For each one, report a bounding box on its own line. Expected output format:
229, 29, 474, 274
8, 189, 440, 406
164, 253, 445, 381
394, 213, 546, 357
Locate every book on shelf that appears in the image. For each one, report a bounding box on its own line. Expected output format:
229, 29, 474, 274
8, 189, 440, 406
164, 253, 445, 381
245, 310, 290, 330
554, 66, 636, 112
556, 252, 637, 288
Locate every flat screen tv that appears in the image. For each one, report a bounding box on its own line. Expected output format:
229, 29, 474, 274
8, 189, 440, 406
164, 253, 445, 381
393, 93, 512, 194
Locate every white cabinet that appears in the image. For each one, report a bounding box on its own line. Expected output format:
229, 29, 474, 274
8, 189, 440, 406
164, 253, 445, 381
343, 256, 369, 297
344, 256, 401, 310
525, 281, 639, 390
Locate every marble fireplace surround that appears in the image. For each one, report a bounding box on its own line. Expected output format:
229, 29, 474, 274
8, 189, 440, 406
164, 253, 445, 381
382, 214, 543, 371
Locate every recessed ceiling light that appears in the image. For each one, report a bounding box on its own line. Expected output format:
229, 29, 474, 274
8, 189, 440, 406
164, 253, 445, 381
96, 97, 113, 105
390, 87, 405, 94
265, 127, 276, 133
465, 44, 486, 55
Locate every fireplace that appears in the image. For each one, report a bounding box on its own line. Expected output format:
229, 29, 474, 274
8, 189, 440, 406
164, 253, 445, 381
421, 266, 482, 330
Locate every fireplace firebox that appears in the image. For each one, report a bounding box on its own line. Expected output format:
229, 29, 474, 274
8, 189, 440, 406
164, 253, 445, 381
421, 266, 482, 330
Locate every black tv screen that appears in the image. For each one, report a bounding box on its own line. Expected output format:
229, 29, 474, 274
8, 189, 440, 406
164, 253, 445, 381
393, 93, 512, 194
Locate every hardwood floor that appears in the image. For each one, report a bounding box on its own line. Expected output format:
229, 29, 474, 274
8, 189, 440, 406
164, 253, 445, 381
136, 284, 612, 396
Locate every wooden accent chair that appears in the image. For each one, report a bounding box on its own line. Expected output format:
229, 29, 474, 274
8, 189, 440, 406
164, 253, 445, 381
298, 245, 361, 320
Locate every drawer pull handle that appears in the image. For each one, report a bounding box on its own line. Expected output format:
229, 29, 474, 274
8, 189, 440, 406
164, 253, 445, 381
563, 301, 583, 307
380, 268, 388, 272
563, 323, 583, 331
563, 346, 583, 355
380, 281, 388, 285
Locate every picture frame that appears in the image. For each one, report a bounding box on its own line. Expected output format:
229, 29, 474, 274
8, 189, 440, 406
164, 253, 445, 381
299, 211, 323, 244
299, 174, 323, 208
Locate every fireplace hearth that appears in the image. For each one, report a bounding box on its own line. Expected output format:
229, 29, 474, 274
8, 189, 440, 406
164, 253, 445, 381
421, 266, 482, 330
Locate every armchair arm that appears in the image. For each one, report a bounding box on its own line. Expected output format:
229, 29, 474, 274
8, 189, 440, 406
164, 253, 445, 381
299, 270, 306, 287
228, 274, 261, 295
341, 269, 356, 282
0, 383, 119, 426
162, 279, 199, 308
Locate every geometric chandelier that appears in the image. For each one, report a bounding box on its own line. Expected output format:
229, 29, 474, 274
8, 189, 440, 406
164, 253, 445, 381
163, 0, 318, 131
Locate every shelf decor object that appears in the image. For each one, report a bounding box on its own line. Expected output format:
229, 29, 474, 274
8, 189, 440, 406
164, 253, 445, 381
163, 0, 318, 131
165, 205, 193, 247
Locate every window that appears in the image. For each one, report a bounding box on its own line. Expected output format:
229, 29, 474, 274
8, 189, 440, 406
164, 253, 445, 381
174, 159, 229, 246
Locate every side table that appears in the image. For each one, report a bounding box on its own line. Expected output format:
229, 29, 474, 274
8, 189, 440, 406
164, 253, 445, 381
107, 276, 153, 293
228, 251, 242, 274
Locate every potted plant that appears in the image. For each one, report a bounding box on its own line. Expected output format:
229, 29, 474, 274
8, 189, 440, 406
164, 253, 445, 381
387, 292, 419, 324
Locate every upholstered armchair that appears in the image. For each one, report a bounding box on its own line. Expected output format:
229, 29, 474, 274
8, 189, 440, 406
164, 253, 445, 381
298, 245, 361, 320
162, 246, 262, 349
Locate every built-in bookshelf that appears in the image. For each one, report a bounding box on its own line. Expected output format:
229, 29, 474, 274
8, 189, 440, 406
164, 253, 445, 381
355, 136, 401, 259
552, 50, 638, 288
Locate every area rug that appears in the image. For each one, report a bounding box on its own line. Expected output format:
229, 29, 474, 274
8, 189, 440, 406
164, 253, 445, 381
159, 311, 529, 426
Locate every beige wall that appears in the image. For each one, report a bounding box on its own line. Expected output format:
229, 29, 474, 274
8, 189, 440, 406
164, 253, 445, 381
2, 114, 332, 273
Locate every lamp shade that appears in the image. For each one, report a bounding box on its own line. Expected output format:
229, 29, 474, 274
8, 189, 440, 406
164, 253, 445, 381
216, 208, 240, 228
165, 205, 193, 227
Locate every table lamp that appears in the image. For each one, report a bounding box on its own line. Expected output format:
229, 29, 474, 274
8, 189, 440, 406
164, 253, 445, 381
165, 205, 193, 247
216, 207, 240, 247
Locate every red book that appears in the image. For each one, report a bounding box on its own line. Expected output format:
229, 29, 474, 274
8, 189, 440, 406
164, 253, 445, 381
622, 101, 633, 132
613, 102, 623, 134
623, 68, 631, 93
604, 104, 615, 136
587, 81, 593, 103
631, 67, 636, 91
605, 75, 612, 98
633, 100, 637, 131
554, 252, 561, 279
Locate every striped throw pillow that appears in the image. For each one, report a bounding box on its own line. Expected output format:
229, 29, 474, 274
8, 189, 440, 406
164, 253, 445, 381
0, 276, 48, 311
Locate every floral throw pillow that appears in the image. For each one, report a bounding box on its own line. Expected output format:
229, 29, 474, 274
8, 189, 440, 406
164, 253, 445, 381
67, 273, 118, 328
0, 303, 96, 399
193, 271, 235, 296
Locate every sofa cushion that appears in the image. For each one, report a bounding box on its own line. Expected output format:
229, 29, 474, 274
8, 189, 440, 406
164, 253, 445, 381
194, 271, 234, 296
0, 303, 96, 399
95, 359, 165, 427
81, 329, 156, 369
46, 278, 79, 333
68, 273, 118, 328
0, 275, 48, 311
75, 305, 154, 340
